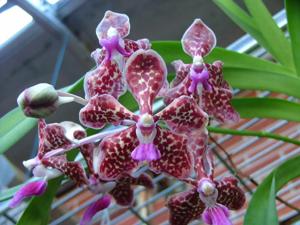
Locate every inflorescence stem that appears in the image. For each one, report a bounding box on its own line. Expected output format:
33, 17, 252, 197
57, 91, 88, 106
44, 126, 127, 159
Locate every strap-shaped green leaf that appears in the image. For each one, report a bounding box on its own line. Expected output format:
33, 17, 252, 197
224, 67, 300, 98
152, 41, 295, 76
208, 127, 300, 146
207, 48, 295, 76
212, 0, 274, 53
244, 155, 300, 225
152, 41, 191, 63
0, 77, 84, 155
243, 0, 294, 68
232, 98, 300, 122
285, 0, 300, 76
0, 109, 37, 154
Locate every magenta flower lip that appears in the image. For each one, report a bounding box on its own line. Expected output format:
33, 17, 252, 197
9, 180, 48, 208
80, 194, 111, 225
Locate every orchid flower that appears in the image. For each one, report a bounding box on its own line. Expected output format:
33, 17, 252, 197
45, 145, 154, 225
164, 19, 239, 124
9, 119, 84, 207
85, 11, 152, 100
167, 176, 245, 225
167, 142, 245, 225
79, 49, 208, 180
10, 119, 154, 225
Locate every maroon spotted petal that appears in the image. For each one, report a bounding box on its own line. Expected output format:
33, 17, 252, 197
38, 121, 72, 159
133, 173, 154, 189
124, 39, 140, 53
98, 126, 139, 180
125, 49, 167, 114
109, 175, 134, 206
110, 173, 154, 206
170, 60, 190, 88
84, 60, 126, 99
202, 61, 239, 123
164, 75, 200, 106
167, 177, 245, 225
80, 143, 95, 175
182, 19, 216, 57
96, 10, 130, 40
136, 38, 151, 50
149, 126, 192, 179
215, 176, 246, 210
167, 188, 205, 225
155, 96, 208, 133
42, 155, 88, 185
79, 94, 138, 129
188, 131, 211, 179
91, 48, 105, 66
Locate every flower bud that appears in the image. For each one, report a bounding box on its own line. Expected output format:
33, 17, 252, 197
17, 83, 72, 118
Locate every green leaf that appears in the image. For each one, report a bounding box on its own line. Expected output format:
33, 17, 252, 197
208, 127, 300, 146
119, 91, 139, 112
207, 48, 295, 77
243, 0, 294, 68
0, 77, 84, 155
232, 98, 300, 122
212, 0, 274, 57
152, 41, 295, 77
152, 41, 190, 64
285, 0, 300, 76
0, 109, 37, 154
244, 155, 300, 225
16, 177, 63, 225
223, 67, 300, 99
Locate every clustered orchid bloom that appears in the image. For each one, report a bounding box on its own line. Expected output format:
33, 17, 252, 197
11, 11, 245, 225
164, 19, 239, 124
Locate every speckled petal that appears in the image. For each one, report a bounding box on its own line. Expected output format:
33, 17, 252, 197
149, 126, 192, 179
188, 131, 211, 179
164, 75, 199, 106
125, 49, 167, 114
124, 39, 140, 53
109, 174, 134, 206
215, 176, 246, 210
37, 120, 72, 159
134, 173, 154, 188
109, 173, 153, 206
80, 143, 96, 175
136, 38, 151, 50
96, 10, 130, 40
79, 94, 138, 129
170, 60, 190, 88
202, 61, 239, 124
182, 19, 216, 57
167, 177, 245, 225
42, 155, 88, 185
155, 96, 208, 133
90, 48, 106, 66
98, 126, 139, 180
84, 60, 126, 99
167, 188, 205, 225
